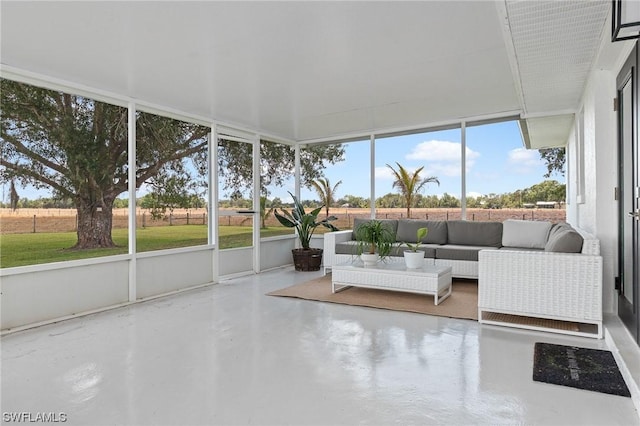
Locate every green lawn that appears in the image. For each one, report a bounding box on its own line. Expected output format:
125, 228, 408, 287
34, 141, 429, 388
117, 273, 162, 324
0, 226, 293, 268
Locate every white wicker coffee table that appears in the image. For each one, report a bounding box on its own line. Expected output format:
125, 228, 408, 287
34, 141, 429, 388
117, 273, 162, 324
331, 260, 453, 305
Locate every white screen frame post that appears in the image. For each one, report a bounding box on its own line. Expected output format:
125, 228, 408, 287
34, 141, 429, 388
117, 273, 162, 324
127, 102, 137, 302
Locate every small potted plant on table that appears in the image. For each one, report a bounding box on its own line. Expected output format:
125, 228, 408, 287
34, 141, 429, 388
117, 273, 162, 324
402, 227, 428, 269
274, 192, 338, 271
354, 219, 395, 266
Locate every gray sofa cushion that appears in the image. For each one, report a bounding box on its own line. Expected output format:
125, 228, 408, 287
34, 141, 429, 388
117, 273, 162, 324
436, 245, 499, 262
498, 246, 544, 252
396, 219, 425, 243
501, 219, 552, 249
417, 245, 438, 259
351, 218, 367, 240
424, 221, 448, 244
351, 218, 398, 240
335, 240, 360, 255
548, 222, 573, 240
396, 219, 447, 244
545, 229, 583, 253
446, 220, 503, 247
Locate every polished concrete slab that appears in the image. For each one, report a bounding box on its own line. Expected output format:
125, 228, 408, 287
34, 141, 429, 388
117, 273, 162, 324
2, 266, 639, 425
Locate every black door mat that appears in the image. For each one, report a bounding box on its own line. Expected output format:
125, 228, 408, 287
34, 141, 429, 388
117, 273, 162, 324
533, 342, 631, 397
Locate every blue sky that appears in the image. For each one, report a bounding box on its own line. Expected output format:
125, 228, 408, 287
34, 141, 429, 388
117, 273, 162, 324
5, 120, 560, 204
295, 120, 559, 201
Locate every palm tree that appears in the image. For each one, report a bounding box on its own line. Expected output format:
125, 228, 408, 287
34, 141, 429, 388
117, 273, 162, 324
310, 177, 342, 218
386, 162, 439, 218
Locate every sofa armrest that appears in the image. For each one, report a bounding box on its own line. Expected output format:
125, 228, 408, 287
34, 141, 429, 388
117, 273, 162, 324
478, 249, 602, 323
323, 230, 354, 274
573, 227, 600, 255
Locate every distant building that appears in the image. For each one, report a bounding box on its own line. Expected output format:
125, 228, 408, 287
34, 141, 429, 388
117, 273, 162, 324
536, 201, 559, 209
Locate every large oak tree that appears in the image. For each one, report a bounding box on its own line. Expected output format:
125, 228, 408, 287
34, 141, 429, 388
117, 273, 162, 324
218, 140, 345, 198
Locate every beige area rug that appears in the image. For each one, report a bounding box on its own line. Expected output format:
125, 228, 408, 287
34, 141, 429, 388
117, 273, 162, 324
267, 274, 478, 320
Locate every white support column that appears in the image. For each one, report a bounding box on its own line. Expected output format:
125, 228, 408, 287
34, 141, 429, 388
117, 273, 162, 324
207, 132, 214, 246
253, 134, 260, 274
461, 122, 467, 220
212, 125, 220, 283
127, 103, 137, 302
370, 135, 376, 219
294, 144, 301, 248
294, 144, 301, 201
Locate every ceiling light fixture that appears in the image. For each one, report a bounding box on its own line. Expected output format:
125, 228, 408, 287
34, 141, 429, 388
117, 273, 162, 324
612, 0, 640, 42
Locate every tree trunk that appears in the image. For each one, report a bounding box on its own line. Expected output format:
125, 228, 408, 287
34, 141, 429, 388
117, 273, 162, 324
73, 198, 116, 249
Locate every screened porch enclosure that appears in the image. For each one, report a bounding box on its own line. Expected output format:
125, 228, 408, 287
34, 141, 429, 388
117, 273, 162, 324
0, 0, 624, 331
1, 1, 640, 418
1, 105, 548, 331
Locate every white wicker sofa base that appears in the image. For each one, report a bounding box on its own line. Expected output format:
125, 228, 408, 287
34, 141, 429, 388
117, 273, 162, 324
478, 246, 603, 339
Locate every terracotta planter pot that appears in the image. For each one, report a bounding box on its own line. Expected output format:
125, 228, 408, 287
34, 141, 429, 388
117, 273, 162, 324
292, 248, 323, 271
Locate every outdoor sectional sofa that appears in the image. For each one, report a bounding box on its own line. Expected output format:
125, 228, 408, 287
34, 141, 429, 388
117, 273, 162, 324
323, 218, 603, 338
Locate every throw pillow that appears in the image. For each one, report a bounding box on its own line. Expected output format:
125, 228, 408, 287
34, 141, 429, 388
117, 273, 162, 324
501, 219, 552, 249
544, 229, 584, 253
548, 222, 572, 240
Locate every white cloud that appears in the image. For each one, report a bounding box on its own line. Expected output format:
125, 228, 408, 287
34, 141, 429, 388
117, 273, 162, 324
471, 171, 501, 181
407, 140, 480, 162
426, 163, 458, 177
374, 166, 395, 180
404, 140, 480, 177
507, 148, 542, 173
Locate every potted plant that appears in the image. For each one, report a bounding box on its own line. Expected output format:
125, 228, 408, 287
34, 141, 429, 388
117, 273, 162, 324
402, 227, 428, 269
274, 192, 338, 271
354, 219, 395, 266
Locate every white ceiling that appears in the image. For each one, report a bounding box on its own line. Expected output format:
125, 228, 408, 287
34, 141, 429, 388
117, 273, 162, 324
0, 1, 612, 147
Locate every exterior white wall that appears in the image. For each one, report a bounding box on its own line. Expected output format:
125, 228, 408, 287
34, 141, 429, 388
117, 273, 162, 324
565, 126, 578, 225
567, 68, 619, 314
0, 236, 299, 331
136, 247, 215, 299
1, 238, 298, 331
219, 247, 255, 276
592, 70, 620, 315
257, 234, 327, 271
309, 234, 324, 250
0, 257, 130, 330
260, 236, 296, 271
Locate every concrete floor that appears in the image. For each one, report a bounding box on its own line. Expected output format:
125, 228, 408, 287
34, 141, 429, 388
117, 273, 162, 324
2, 266, 639, 426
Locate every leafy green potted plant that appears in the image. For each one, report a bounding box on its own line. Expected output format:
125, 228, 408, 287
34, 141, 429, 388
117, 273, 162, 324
354, 219, 395, 266
402, 227, 428, 269
274, 192, 338, 271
